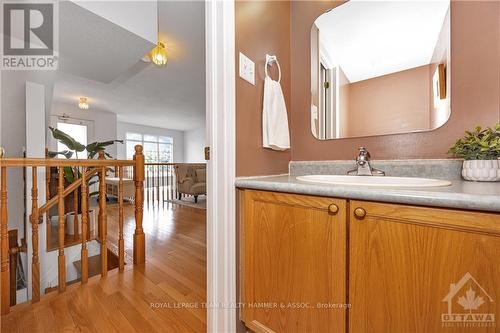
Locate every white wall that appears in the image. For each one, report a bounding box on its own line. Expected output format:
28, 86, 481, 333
25, 82, 47, 301
183, 125, 206, 162
116, 122, 184, 162
1, 70, 55, 234
49, 102, 118, 158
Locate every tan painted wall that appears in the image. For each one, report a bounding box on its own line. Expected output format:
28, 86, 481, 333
345, 65, 432, 137
235, 0, 291, 176
290, 0, 500, 161
235, 0, 500, 176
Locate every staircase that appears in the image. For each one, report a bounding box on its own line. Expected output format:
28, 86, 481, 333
0, 145, 145, 315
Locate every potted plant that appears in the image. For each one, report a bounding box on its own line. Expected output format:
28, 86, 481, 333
48, 126, 123, 236
448, 124, 500, 181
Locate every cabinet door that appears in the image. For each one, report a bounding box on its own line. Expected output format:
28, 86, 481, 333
349, 201, 500, 333
241, 190, 347, 333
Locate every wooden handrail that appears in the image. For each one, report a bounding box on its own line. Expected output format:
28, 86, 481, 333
0, 158, 135, 167
38, 169, 98, 215
0, 145, 145, 315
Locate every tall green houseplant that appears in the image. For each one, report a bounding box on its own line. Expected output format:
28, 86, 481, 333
49, 126, 123, 204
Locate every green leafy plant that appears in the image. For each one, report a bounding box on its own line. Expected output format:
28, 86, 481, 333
48, 126, 123, 201
448, 124, 500, 160
49, 127, 122, 159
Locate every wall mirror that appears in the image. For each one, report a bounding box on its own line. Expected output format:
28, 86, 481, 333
311, 0, 451, 140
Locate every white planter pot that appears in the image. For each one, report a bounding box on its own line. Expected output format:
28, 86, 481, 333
66, 209, 97, 236
462, 160, 500, 182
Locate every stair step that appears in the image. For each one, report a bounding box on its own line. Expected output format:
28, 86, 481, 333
43, 249, 121, 296
44, 278, 80, 294
73, 248, 121, 278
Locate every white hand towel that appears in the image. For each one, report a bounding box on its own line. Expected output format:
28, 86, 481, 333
262, 76, 290, 150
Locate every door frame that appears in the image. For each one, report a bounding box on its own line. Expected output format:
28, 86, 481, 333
205, 1, 237, 332
49, 115, 95, 156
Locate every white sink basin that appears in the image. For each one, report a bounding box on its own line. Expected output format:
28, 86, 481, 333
296, 175, 452, 188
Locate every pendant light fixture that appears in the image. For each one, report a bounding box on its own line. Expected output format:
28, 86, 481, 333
78, 97, 89, 110
148, 2, 167, 67
150, 42, 167, 66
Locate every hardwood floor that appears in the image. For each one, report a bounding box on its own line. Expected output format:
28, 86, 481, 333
1, 202, 207, 333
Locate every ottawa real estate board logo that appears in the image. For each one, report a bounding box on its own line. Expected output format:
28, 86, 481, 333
1, 1, 58, 70
442, 272, 495, 328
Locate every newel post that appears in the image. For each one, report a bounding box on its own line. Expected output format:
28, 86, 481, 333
133, 145, 145, 264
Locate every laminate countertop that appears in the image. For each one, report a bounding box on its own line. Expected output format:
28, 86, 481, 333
235, 175, 500, 213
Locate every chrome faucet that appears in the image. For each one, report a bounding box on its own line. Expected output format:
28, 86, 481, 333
347, 147, 385, 176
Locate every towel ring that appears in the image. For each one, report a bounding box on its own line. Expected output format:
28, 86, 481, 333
265, 54, 281, 83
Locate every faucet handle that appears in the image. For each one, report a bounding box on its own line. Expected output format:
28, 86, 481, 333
357, 147, 370, 160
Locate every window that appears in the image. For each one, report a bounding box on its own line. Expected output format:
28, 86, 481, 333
57, 122, 88, 159
126, 132, 173, 162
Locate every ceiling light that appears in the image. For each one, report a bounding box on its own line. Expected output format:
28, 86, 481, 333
150, 41, 168, 66
78, 97, 89, 110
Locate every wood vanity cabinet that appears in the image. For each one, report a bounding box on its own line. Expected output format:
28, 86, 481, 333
349, 200, 500, 333
239, 189, 500, 333
239, 190, 347, 333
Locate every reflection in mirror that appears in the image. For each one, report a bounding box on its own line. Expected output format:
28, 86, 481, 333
311, 0, 451, 140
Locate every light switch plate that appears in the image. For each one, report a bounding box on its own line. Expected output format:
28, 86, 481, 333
239, 52, 255, 85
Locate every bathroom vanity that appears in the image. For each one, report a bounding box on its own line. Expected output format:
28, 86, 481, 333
236, 162, 500, 333
235, 0, 499, 330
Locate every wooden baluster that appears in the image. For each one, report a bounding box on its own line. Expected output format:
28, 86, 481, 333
173, 165, 177, 200
1, 163, 10, 314
169, 165, 172, 201
133, 145, 145, 264
98, 151, 108, 277
72, 167, 79, 240
31, 167, 40, 302
97, 151, 104, 240
166, 164, 169, 201
146, 165, 150, 205
149, 165, 152, 205
162, 165, 165, 207
8, 230, 17, 306
45, 149, 51, 254
118, 166, 125, 271
156, 165, 160, 205
170, 165, 173, 201
80, 167, 89, 283
57, 167, 66, 292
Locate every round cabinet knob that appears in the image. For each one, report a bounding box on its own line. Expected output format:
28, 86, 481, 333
328, 203, 339, 215
354, 207, 367, 219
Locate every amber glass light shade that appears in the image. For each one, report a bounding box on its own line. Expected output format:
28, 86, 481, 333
78, 97, 89, 110
150, 42, 167, 66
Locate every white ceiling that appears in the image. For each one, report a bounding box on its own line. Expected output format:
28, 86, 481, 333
53, 1, 206, 131
58, 1, 156, 83
315, 0, 450, 83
